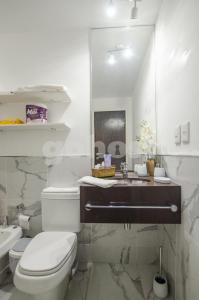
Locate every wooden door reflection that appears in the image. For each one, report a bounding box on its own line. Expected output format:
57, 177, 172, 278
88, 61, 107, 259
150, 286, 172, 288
94, 111, 126, 170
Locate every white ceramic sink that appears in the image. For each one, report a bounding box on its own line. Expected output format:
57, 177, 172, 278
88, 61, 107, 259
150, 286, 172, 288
0, 226, 22, 258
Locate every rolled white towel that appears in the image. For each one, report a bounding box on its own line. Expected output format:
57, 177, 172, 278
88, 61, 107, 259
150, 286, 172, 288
154, 177, 171, 184
78, 176, 118, 188
17, 85, 67, 93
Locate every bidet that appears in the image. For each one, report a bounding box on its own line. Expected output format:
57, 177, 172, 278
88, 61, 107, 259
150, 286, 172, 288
0, 225, 22, 259
0, 225, 22, 284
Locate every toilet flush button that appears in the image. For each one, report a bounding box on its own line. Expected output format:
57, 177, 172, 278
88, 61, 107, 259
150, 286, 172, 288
181, 121, 190, 144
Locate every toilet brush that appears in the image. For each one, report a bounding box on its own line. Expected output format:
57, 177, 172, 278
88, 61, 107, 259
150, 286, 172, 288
153, 246, 168, 298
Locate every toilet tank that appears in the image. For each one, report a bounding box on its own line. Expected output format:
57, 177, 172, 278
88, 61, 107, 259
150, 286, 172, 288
41, 187, 80, 232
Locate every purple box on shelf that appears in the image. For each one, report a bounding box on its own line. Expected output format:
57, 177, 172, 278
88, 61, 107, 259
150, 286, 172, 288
26, 104, 48, 124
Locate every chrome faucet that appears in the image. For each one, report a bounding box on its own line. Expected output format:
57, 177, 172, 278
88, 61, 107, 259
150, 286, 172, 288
120, 162, 128, 178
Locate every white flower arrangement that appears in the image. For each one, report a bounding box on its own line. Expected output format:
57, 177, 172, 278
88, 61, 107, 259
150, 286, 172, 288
136, 120, 156, 156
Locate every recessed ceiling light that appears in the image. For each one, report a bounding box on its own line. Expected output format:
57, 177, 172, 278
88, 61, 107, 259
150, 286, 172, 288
106, 0, 116, 18
117, 44, 125, 50
123, 47, 133, 58
107, 54, 117, 65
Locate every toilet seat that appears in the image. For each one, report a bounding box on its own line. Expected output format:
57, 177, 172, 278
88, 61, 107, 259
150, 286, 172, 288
18, 232, 77, 276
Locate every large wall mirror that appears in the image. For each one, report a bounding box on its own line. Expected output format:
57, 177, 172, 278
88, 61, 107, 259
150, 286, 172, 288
91, 26, 156, 170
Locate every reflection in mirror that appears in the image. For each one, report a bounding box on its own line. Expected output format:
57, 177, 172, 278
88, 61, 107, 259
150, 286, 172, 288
91, 26, 156, 171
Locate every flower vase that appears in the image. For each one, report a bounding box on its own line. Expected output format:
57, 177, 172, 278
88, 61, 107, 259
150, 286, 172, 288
146, 159, 155, 176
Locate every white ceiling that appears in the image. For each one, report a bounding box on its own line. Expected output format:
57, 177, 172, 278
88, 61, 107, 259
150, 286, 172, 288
0, 0, 162, 99
92, 26, 154, 99
0, 0, 162, 33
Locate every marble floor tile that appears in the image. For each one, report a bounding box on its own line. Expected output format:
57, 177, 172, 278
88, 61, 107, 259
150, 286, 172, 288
0, 284, 29, 300
66, 263, 173, 300
0, 263, 173, 300
138, 264, 159, 299
65, 263, 92, 300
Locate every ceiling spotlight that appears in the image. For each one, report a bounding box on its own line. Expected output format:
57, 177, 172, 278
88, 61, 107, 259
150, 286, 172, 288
131, 0, 138, 19
123, 47, 133, 58
107, 54, 117, 65
106, 0, 116, 18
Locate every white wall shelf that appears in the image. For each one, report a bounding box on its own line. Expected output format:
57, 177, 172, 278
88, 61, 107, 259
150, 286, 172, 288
0, 90, 71, 104
0, 123, 70, 132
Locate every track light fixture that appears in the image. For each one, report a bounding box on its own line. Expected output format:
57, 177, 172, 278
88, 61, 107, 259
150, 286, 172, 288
106, 0, 141, 19
131, 0, 138, 19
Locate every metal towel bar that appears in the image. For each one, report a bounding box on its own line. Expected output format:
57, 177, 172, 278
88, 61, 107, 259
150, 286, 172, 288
85, 203, 178, 213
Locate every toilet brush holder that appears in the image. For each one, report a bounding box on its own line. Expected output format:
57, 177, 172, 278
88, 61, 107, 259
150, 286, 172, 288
153, 274, 168, 298
153, 246, 168, 299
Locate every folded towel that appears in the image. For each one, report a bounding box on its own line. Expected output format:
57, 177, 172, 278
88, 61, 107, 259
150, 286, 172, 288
17, 85, 67, 93
154, 177, 171, 184
78, 176, 118, 188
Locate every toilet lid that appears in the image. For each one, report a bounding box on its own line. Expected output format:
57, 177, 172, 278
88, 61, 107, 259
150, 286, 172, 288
12, 238, 32, 253
19, 232, 76, 276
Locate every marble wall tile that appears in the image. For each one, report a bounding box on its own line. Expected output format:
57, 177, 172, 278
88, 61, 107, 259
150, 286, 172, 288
0, 157, 6, 194
4, 157, 47, 233
186, 234, 199, 300
0, 157, 7, 222
47, 155, 91, 187
133, 225, 162, 266
6, 157, 47, 207
89, 224, 162, 265
90, 224, 136, 264
135, 247, 158, 266
162, 156, 199, 300
161, 224, 177, 298
135, 225, 161, 247
0, 155, 91, 235
0, 155, 169, 283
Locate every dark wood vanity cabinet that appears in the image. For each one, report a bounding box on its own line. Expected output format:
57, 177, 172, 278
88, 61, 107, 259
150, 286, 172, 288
80, 183, 181, 224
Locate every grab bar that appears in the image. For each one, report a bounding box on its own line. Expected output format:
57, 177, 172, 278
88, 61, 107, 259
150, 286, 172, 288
85, 203, 178, 213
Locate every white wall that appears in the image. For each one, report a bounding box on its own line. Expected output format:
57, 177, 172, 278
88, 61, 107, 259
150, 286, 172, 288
132, 33, 156, 155
0, 30, 91, 157
156, 0, 199, 155
92, 97, 133, 168
155, 1, 199, 299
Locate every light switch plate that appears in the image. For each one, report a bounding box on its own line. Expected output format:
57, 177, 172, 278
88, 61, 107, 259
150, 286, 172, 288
175, 126, 181, 145
181, 121, 190, 143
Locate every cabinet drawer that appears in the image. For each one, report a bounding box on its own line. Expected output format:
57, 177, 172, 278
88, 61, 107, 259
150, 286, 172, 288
80, 185, 181, 224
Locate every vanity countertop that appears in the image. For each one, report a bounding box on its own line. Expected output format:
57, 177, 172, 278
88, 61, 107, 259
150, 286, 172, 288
80, 172, 181, 224
80, 172, 179, 187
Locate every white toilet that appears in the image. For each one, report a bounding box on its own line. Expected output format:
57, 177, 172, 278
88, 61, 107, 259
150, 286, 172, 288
14, 187, 80, 300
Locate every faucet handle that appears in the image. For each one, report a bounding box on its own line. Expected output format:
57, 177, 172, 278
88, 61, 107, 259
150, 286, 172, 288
121, 162, 128, 169
120, 162, 128, 178
120, 162, 125, 169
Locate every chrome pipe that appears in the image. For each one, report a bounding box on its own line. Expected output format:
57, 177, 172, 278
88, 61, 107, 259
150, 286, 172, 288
85, 203, 178, 213
124, 223, 132, 230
